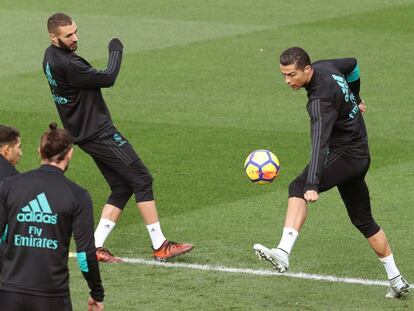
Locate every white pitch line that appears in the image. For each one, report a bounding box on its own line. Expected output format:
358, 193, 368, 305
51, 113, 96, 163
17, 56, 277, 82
69, 253, 413, 288
121, 257, 391, 287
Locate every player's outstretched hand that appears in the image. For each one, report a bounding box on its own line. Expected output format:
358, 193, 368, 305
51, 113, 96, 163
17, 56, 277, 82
108, 37, 123, 52
88, 296, 104, 311
304, 190, 319, 203
359, 100, 366, 113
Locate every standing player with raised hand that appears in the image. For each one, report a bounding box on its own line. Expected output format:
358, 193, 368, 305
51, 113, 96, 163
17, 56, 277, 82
0, 123, 104, 311
253, 47, 409, 299
42, 13, 194, 263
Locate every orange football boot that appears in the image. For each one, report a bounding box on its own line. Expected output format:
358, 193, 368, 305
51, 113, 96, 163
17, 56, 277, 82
96, 247, 123, 263
153, 240, 194, 262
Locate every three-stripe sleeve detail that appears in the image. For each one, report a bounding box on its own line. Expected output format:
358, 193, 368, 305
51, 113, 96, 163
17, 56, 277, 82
308, 98, 322, 185
105, 51, 121, 74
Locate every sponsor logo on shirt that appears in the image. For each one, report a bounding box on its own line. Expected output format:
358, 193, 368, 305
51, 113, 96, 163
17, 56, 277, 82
14, 193, 59, 250
331, 74, 360, 119
45, 62, 57, 87
45, 62, 69, 105
16, 193, 58, 225
51, 93, 69, 105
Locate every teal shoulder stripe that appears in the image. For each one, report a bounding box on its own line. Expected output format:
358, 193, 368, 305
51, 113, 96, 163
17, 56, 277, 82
76, 252, 89, 272
1, 225, 8, 243
346, 64, 360, 83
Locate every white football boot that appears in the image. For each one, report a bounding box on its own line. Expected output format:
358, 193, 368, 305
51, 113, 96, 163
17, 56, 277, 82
385, 275, 410, 299
253, 244, 289, 273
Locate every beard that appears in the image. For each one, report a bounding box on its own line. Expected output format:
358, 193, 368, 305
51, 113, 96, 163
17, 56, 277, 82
57, 38, 77, 51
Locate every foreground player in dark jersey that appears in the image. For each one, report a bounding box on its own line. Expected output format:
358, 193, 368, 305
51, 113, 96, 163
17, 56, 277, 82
0, 123, 104, 310
253, 47, 409, 299
42, 13, 193, 263
0, 125, 22, 278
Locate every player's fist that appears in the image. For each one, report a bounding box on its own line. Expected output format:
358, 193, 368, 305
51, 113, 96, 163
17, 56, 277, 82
88, 296, 104, 311
358, 100, 366, 113
108, 38, 123, 52
304, 190, 319, 203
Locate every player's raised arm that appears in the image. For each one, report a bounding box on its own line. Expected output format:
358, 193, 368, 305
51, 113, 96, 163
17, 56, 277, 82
67, 38, 123, 88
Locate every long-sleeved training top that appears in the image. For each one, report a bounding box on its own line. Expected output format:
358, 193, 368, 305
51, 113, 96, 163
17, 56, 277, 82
0, 164, 104, 301
304, 58, 369, 192
42, 40, 123, 144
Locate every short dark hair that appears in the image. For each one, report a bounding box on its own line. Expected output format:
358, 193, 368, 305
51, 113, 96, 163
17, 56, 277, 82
47, 13, 73, 34
40, 122, 73, 162
280, 47, 311, 69
0, 125, 20, 147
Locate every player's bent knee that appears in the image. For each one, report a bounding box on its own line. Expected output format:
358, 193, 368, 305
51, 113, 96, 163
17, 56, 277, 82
133, 177, 154, 202
351, 217, 380, 238
107, 190, 133, 210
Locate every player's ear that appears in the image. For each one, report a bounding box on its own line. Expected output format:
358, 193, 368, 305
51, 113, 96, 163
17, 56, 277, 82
4, 144, 12, 156
304, 64, 312, 74
49, 32, 58, 45
67, 147, 74, 161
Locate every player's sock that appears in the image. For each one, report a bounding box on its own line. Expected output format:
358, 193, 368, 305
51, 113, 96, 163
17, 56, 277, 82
276, 227, 299, 255
379, 254, 401, 280
146, 222, 166, 250
94, 218, 116, 248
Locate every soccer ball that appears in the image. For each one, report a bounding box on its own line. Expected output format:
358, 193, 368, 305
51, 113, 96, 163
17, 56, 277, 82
244, 150, 280, 184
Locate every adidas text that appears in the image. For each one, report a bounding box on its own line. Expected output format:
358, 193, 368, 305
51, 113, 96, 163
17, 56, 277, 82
17, 212, 58, 224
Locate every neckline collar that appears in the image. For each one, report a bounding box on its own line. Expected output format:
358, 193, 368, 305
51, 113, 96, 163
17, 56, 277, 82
39, 164, 65, 175
305, 67, 318, 91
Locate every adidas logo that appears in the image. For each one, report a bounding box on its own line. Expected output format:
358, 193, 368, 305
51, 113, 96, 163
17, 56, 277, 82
16, 193, 58, 224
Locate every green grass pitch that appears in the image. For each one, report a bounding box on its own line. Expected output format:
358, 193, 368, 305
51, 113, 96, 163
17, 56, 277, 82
1, 0, 414, 310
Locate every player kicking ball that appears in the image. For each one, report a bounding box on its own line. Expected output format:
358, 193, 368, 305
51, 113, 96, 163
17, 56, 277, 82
254, 47, 409, 299
42, 13, 194, 263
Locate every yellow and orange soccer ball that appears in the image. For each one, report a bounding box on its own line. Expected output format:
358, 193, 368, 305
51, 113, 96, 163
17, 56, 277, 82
244, 150, 280, 185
